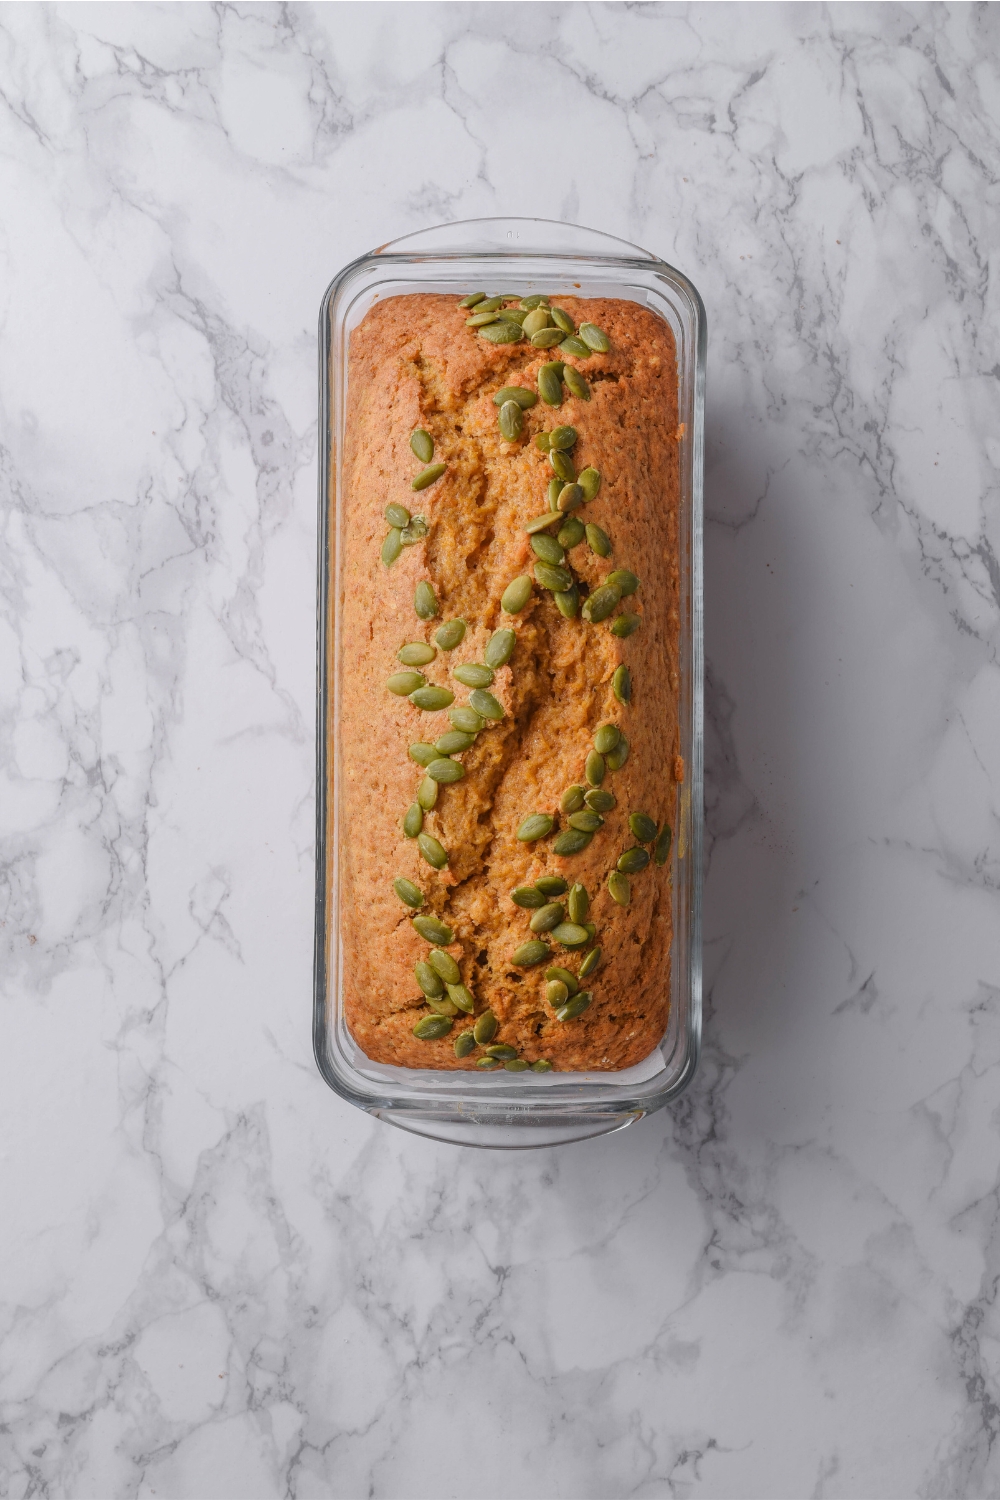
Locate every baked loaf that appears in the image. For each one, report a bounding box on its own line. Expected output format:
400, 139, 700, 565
336, 292, 681, 1072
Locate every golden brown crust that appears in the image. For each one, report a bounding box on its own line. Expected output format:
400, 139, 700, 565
334, 293, 680, 1071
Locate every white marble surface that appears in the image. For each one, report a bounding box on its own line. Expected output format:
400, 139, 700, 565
1, 2, 998, 1495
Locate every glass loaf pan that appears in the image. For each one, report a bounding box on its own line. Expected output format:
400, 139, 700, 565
315, 218, 704, 1149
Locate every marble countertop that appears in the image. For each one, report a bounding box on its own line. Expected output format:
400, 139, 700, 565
2, 3, 998, 1496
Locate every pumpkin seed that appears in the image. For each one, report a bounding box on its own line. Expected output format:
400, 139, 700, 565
553, 828, 592, 855
476, 1056, 501, 1069
555, 991, 592, 1022
547, 477, 563, 511
394, 877, 424, 908
477, 296, 504, 312
403, 803, 423, 838
655, 823, 672, 865
480, 322, 524, 344
459, 292, 486, 308
385, 502, 411, 528
435, 618, 466, 651
410, 429, 434, 463
550, 307, 575, 335
428, 948, 461, 984
534, 562, 574, 593
517, 813, 554, 842
630, 812, 657, 844
415, 961, 444, 998
569, 809, 603, 833
546, 965, 579, 995
549, 425, 577, 451
560, 337, 590, 358
581, 582, 622, 623
618, 847, 650, 874
454, 1029, 476, 1057
594, 723, 621, 755
613, 665, 631, 704
426, 995, 460, 1021
426, 757, 464, 783
549, 448, 575, 483
525, 512, 561, 535
567, 883, 589, 923
512, 886, 546, 908
608, 871, 630, 905
607, 569, 639, 596
494, 386, 537, 409
610, 611, 641, 638
498, 400, 524, 441
577, 467, 601, 501
555, 584, 580, 618
531, 328, 565, 348
381, 528, 403, 567
537, 364, 564, 406
563, 366, 590, 400
585, 750, 605, 786
585, 523, 611, 557
399, 515, 428, 546
531, 533, 565, 566
502, 308, 529, 325
473, 1009, 499, 1044
413, 1014, 453, 1040
556, 483, 584, 512
453, 663, 494, 689
412, 464, 447, 491
522, 308, 551, 337
584, 922, 597, 940
501, 575, 533, 614
535, 876, 568, 896
417, 832, 448, 868
466, 310, 501, 327
409, 742, 439, 766
505, 1058, 530, 1071
414, 581, 440, 620
558, 516, 585, 549
469, 688, 504, 720
561, 785, 586, 814
387, 671, 426, 696
417, 776, 438, 811
398, 642, 436, 667
530, 902, 565, 934
535, 432, 553, 452
412, 913, 454, 944
520, 295, 549, 310
605, 736, 630, 770
448, 706, 485, 732
579, 946, 601, 978
512, 939, 549, 967
585, 788, 616, 812
410, 685, 454, 711
435, 730, 475, 754
485, 628, 516, 667
546, 979, 569, 1006
579, 322, 611, 352
531, 1058, 554, 1072
551, 921, 589, 947
485, 1044, 517, 1060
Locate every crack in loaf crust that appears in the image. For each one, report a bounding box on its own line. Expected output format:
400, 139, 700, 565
336, 294, 681, 1071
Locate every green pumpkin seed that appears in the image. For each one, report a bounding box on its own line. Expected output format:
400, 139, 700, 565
554, 583, 580, 618
594, 723, 621, 754
531, 1058, 554, 1072
549, 449, 575, 483
505, 1058, 530, 1071
501, 575, 533, 614
553, 828, 592, 856
585, 788, 616, 812
534, 562, 574, 593
577, 467, 601, 501
563, 366, 591, 400
605, 736, 630, 771
607, 569, 639, 596
387, 671, 426, 696
608, 871, 630, 905
453, 663, 494, 688
485, 1044, 517, 1060
537, 364, 564, 406
425, 993, 460, 1019
520, 295, 549, 310
476, 1056, 501, 1069
547, 477, 563, 512
531, 533, 565, 566
399, 515, 429, 546
531, 328, 565, 349
584, 922, 597, 940
561, 785, 585, 814
426, 757, 465, 784
417, 776, 438, 810
385, 502, 411, 528
381, 528, 403, 567
435, 730, 475, 754
459, 292, 486, 309
560, 337, 590, 358
417, 832, 448, 868
494, 386, 538, 409
403, 803, 423, 838
469, 688, 504, 720
630, 812, 657, 844
484, 628, 516, 667
568, 809, 603, 833
555, 991, 592, 1022
579, 946, 601, 978
585, 750, 605, 786
655, 823, 672, 865
479, 322, 524, 344
546, 965, 579, 995
530, 902, 565, 934
394, 877, 424, 908
610, 611, 641, 638
467, 310, 501, 327
413, 1014, 453, 1040
473, 1009, 498, 1044
410, 685, 455, 712
579, 322, 611, 353
567, 883, 589, 923
512, 939, 550, 967
535, 876, 568, 896
535, 432, 553, 452
522, 308, 551, 337
581, 582, 622, 623
410, 429, 434, 463
550, 426, 578, 452
556, 483, 584, 512
448, 706, 485, 732
415, 961, 444, 998
551, 922, 589, 948
409, 742, 439, 766
585, 523, 611, 557
412, 464, 447, 491
517, 813, 554, 842
512, 885, 546, 908
557, 517, 585, 549
398, 642, 436, 667
435, 618, 466, 651
546, 979, 569, 1006
502, 308, 529, 325
525, 512, 561, 535
412, 913, 454, 944
454, 1029, 476, 1057
618, 847, 650, 874
613, 665, 632, 704
498, 400, 524, 441
414, 581, 440, 620
550, 307, 575, 335
477, 297, 504, 313
428, 948, 461, 984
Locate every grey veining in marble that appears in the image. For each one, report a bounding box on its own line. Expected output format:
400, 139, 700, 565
1, 3, 998, 1496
